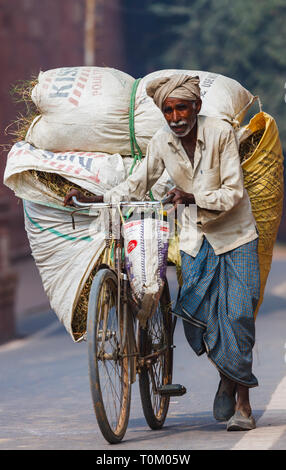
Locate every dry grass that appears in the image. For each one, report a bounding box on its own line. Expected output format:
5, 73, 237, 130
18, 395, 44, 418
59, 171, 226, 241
4, 78, 39, 146
29, 170, 95, 199
71, 265, 98, 341
239, 128, 265, 163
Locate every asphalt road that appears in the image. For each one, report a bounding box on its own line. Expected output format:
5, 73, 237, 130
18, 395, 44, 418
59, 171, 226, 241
1, 262, 286, 451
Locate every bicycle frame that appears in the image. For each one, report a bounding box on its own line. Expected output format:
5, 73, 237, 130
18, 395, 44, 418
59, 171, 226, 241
71, 196, 175, 386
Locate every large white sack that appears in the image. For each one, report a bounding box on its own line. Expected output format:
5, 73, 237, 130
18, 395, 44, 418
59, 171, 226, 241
4, 141, 129, 206
23, 200, 106, 342
24, 67, 257, 157
4, 141, 173, 208
23, 192, 172, 342
134, 69, 258, 154
25, 66, 135, 155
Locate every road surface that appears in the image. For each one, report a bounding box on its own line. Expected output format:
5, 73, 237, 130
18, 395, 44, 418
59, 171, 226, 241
1, 258, 286, 450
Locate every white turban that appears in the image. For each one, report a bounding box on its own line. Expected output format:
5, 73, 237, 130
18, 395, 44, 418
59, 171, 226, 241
146, 74, 201, 110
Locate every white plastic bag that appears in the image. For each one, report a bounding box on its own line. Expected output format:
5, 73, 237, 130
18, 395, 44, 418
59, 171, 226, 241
123, 215, 169, 301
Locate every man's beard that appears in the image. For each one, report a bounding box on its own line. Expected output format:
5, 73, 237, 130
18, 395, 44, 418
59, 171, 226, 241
170, 118, 196, 137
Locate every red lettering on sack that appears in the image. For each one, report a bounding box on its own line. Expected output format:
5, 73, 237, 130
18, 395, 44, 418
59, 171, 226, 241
9, 149, 24, 158
127, 240, 137, 253
73, 89, 81, 98
69, 97, 79, 106
87, 170, 100, 183
54, 164, 66, 171
64, 165, 75, 173
124, 221, 141, 229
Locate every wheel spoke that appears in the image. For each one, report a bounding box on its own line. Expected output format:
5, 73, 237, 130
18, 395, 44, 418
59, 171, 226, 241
88, 269, 131, 443
139, 283, 172, 429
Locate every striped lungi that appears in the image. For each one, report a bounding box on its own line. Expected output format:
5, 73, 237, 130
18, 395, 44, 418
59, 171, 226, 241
174, 237, 260, 387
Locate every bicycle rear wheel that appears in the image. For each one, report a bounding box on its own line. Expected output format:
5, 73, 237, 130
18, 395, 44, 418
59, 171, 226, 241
138, 281, 173, 429
87, 268, 131, 444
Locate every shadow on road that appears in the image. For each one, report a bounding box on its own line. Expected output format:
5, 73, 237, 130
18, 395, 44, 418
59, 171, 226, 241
123, 409, 266, 444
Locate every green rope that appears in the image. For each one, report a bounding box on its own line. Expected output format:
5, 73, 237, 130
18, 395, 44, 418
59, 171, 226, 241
129, 78, 154, 201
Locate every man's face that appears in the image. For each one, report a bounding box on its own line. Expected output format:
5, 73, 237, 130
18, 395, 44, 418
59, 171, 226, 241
162, 97, 202, 137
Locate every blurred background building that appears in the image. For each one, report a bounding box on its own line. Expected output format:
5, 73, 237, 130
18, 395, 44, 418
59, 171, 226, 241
0, 0, 285, 342
0, 0, 126, 341
0, 0, 125, 258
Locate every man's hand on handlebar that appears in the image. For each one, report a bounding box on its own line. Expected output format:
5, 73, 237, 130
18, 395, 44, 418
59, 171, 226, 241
166, 187, 195, 210
64, 189, 104, 207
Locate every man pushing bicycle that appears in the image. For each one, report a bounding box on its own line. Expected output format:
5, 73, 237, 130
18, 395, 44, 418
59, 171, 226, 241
65, 74, 259, 432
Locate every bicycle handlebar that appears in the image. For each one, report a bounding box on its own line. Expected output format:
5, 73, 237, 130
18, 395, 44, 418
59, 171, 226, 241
71, 192, 174, 209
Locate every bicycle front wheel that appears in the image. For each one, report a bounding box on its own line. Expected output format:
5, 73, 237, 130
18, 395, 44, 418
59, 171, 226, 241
87, 268, 131, 444
139, 281, 173, 429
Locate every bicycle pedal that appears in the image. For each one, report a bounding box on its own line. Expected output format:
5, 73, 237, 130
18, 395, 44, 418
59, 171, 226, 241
157, 384, 187, 397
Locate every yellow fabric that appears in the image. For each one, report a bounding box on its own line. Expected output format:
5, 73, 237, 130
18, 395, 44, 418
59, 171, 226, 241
241, 112, 284, 318
167, 111, 284, 318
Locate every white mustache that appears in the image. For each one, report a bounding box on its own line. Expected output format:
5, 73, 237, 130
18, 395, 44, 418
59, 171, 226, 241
170, 120, 188, 128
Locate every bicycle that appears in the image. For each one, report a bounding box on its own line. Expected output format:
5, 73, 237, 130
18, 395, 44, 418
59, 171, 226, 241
72, 196, 186, 444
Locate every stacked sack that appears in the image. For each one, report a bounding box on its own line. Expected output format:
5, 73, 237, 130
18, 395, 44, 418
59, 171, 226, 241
4, 66, 283, 340
24, 67, 258, 154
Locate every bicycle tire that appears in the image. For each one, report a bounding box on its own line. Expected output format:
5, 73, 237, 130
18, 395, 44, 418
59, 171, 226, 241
87, 268, 131, 444
138, 281, 173, 430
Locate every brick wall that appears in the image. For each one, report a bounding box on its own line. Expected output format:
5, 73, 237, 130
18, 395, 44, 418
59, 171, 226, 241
0, 0, 125, 258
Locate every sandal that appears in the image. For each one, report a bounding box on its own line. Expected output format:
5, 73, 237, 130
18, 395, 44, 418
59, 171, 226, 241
227, 410, 256, 431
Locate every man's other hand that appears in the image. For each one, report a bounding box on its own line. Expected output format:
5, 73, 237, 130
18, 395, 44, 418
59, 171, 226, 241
64, 189, 104, 207
167, 187, 195, 209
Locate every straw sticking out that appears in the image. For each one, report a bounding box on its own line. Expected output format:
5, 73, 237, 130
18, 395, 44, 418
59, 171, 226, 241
6, 78, 39, 144
239, 128, 265, 163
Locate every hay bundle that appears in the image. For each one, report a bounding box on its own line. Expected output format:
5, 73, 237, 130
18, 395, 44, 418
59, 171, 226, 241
72, 266, 98, 341
29, 170, 95, 199
239, 128, 265, 163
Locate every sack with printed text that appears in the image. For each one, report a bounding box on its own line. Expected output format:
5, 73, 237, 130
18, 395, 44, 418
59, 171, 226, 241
123, 213, 170, 327
22, 67, 257, 157
25, 67, 135, 155
134, 69, 258, 154
4, 142, 173, 341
